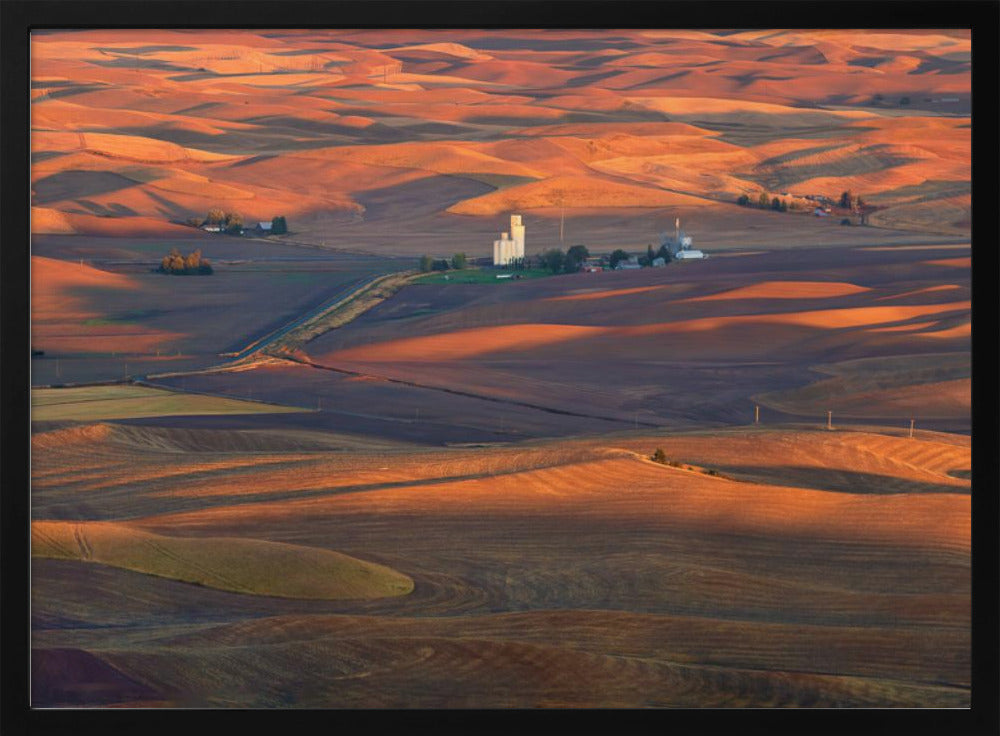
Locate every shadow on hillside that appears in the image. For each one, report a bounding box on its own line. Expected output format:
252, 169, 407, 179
717, 465, 970, 495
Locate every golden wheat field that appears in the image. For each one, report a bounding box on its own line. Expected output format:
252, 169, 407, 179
32, 421, 969, 707
29, 27, 972, 710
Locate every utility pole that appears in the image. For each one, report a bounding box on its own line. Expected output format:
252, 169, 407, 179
909, 418, 915, 439
827, 410, 832, 430
754, 404, 759, 425
560, 205, 564, 244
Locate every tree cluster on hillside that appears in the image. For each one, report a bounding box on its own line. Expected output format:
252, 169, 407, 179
540, 248, 565, 274
539, 245, 590, 274
838, 191, 865, 211
189, 208, 244, 234
157, 248, 213, 275
270, 215, 288, 235
737, 192, 787, 212
609, 248, 630, 270
419, 253, 469, 272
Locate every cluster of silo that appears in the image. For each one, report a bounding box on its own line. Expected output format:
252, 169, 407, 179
493, 214, 525, 266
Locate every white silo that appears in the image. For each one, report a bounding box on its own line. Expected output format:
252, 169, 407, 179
510, 214, 525, 260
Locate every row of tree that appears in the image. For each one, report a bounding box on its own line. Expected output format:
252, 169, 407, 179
417, 242, 679, 276
737, 190, 868, 216
539, 245, 590, 274
419, 252, 468, 272
838, 191, 866, 211
157, 248, 213, 275
201, 208, 243, 233
185, 209, 289, 235
611, 242, 675, 269
737, 192, 789, 212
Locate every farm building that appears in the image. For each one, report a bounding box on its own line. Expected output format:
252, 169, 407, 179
253, 221, 273, 235
493, 214, 525, 266
660, 218, 705, 260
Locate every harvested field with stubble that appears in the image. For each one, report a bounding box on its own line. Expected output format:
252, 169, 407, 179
30, 241, 406, 385
297, 243, 970, 435
29, 239, 971, 711
31, 28, 968, 251
29, 27, 973, 711
31, 421, 969, 708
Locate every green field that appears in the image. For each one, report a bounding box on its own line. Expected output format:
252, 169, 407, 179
32, 520, 414, 600
414, 268, 552, 284
31, 384, 307, 422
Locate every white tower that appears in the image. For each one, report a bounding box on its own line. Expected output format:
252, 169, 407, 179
510, 214, 525, 260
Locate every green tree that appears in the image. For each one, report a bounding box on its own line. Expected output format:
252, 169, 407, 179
609, 248, 630, 270
656, 244, 673, 263
758, 191, 769, 209
779, 199, 788, 212
205, 207, 225, 226
839, 190, 854, 209
541, 248, 565, 274
270, 215, 287, 235
564, 244, 590, 272
652, 448, 667, 464
737, 194, 750, 206
432, 259, 450, 271
646, 243, 655, 264
451, 252, 468, 270
419, 254, 433, 272
771, 197, 782, 211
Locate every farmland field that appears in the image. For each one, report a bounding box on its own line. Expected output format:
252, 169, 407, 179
27, 26, 973, 711
31, 384, 307, 422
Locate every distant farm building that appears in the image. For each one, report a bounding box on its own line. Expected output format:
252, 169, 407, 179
814, 207, 829, 217
616, 256, 641, 270
202, 224, 222, 233
651, 257, 666, 267
660, 218, 705, 260
493, 214, 525, 266
253, 221, 273, 235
